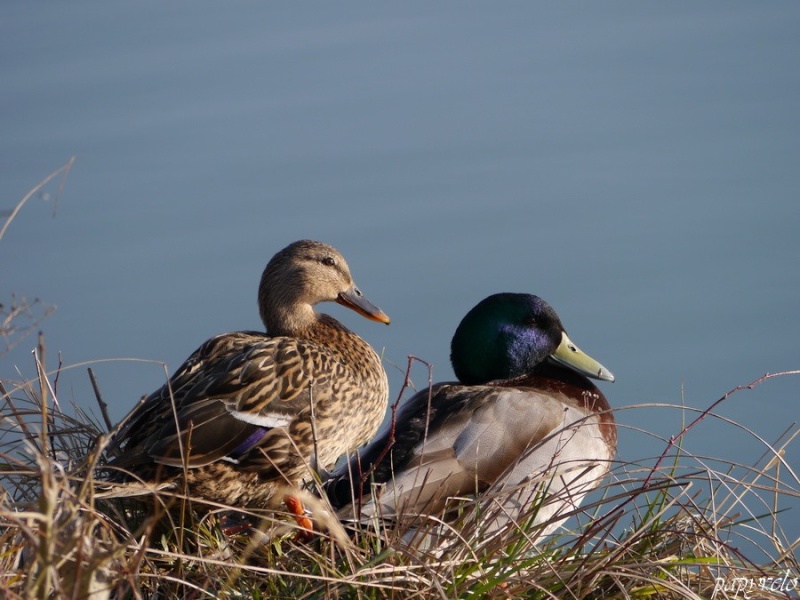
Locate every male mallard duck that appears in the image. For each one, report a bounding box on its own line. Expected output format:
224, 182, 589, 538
104, 240, 390, 526
326, 292, 614, 539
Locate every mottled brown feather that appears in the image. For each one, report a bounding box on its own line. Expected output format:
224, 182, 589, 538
104, 240, 389, 509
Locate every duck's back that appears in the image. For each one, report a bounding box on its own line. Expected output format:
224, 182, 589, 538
330, 375, 614, 534
107, 319, 388, 496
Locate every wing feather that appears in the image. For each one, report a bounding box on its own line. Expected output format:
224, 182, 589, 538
330, 385, 573, 516
107, 331, 348, 471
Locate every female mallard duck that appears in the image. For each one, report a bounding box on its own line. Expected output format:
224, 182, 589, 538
104, 240, 390, 525
326, 292, 614, 539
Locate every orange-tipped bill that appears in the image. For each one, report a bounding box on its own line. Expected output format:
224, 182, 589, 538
337, 287, 390, 324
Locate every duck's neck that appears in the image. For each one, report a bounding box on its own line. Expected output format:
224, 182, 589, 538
533, 360, 597, 389
260, 299, 319, 337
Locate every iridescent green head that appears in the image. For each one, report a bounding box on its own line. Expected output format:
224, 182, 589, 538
450, 293, 614, 385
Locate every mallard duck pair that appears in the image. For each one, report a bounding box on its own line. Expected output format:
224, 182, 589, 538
325, 292, 615, 540
105, 240, 615, 540
103, 240, 390, 528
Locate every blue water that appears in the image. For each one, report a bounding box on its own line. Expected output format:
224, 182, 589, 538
3, 2, 799, 554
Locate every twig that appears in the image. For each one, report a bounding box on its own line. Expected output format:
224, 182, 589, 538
353, 356, 433, 514
53, 350, 63, 400
0, 295, 56, 355
88, 368, 114, 432
33, 345, 53, 463
0, 156, 75, 243
642, 370, 800, 490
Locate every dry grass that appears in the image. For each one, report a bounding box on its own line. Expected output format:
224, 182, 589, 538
2, 167, 798, 598
1, 348, 798, 599
0, 158, 72, 355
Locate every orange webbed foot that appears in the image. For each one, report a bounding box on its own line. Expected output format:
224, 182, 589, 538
284, 494, 314, 540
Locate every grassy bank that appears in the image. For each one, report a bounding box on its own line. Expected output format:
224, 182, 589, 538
1, 349, 798, 599
2, 168, 798, 598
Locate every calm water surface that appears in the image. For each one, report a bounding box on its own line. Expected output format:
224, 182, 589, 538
2, 2, 799, 549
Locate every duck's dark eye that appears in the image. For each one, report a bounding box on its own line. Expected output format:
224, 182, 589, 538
321, 256, 336, 267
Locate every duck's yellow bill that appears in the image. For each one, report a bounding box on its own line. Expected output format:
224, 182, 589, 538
550, 332, 615, 382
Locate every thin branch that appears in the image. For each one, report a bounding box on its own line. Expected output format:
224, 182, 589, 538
87, 368, 114, 432
642, 370, 800, 490
0, 156, 75, 243
358, 355, 432, 491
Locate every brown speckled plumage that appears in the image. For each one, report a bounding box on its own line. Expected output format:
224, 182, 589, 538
104, 240, 389, 509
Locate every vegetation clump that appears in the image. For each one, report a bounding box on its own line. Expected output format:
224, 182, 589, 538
1, 167, 798, 598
